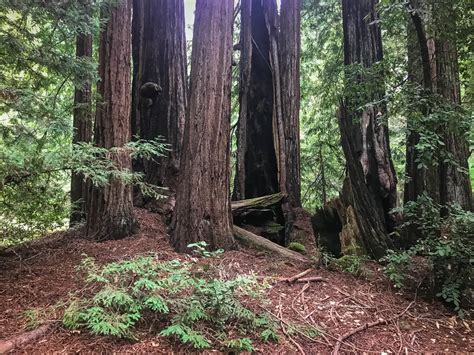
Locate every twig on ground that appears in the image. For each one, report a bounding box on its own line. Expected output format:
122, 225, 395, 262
278, 296, 306, 355
332, 301, 415, 355
285, 268, 313, 283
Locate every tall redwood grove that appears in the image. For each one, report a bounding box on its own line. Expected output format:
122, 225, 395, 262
70, 4, 93, 225
170, 0, 235, 252
86, 0, 137, 240
338, 0, 397, 259
131, 0, 187, 194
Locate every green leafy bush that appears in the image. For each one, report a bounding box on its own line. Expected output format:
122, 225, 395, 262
383, 194, 474, 316
63, 248, 278, 351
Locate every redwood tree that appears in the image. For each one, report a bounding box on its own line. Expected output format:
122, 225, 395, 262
233, 0, 279, 201
170, 0, 235, 252
70, 0, 93, 225
131, 0, 187, 192
339, 0, 397, 258
279, 0, 302, 208
86, 0, 137, 240
404, 0, 472, 212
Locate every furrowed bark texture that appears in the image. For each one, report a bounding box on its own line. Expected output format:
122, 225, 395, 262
233, 0, 279, 201
86, 0, 137, 240
433, 1, 472, 211
340, 0, 397, 259
131, 0, 187, 192
70, 1, 93, 225
404, 0, 441, 214
170, 0, 235, 253
404, 0, 472, 213
279, 0, 302, 208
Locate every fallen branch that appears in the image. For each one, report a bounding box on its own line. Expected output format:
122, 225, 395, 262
295, 276, 328, 283
332, 301, 415, 355
233, 225, 310, 264
0, 324, 53, 354
231, 193, 285, 215
285, 268, 313, 283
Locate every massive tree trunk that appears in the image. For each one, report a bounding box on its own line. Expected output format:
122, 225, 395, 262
233, 0, 294, 244
131, 0, 187, 195
233, 0, 279, 201
339, 0, 397, 259
404, 0, 472, 213
86, 0, 137, 241
70, 1, 93, 225
279, 0, 302, 208
170, 0, 235, 253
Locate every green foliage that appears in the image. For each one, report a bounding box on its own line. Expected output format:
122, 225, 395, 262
331, 254, 368, 278
383, 194, 474, 316
63, 250, 278, 350
187, 241, 224, 258
287, 242, 306, 254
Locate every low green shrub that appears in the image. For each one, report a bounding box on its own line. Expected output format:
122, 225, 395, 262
383, 194, 474, 317
63, 243, 278, 351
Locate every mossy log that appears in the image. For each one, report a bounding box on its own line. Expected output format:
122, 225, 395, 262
231, 192, 285, 216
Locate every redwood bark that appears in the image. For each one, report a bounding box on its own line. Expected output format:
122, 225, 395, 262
70, 1, 93, 225
233, 0, 279, 201
131, 0, 187, 193
279, 0, 302, 208
433, 2, 472, 211
86, 0, 137, 240
404, 0, 472, 212
339, 0, 397, 259
170, 0, 235, 253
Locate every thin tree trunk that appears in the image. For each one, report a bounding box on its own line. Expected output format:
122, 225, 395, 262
339, 0, 397, 259
170, 0, 235, 253
86, 0, 137, 241
131, 0, 187, 195
70, 1, 93, 225
279, 0, 302, 208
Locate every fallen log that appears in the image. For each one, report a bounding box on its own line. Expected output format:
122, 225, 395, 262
0, 324, 52, 354
233, 225, 310, 264
231, 192, 285, 215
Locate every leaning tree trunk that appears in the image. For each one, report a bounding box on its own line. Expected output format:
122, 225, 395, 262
170, 0, 235, 253
70, 0, 93, 225
279, 0, 302, 208
339, 0, 397, 259
86, 0, 137, 241
131, 0, 187, 195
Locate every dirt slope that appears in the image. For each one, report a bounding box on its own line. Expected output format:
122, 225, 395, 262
0, 208, 471, 353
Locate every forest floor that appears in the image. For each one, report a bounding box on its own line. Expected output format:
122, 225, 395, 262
0, 208, 472, 353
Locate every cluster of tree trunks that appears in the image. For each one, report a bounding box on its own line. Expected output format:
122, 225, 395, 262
131, 0, 187, 197
233, 0, 301, 246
